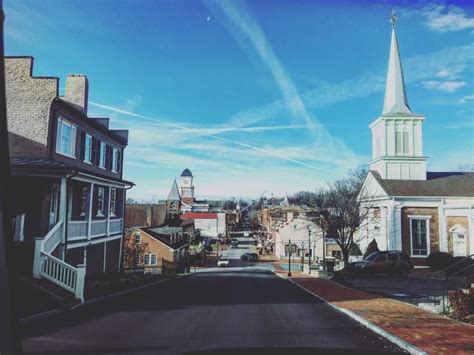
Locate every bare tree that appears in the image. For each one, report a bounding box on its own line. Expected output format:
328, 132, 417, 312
122, 229, 149, 271
454, 163, 474, 172
306, 168, 376, 264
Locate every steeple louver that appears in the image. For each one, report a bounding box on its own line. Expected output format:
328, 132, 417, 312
382, 28, 411, 115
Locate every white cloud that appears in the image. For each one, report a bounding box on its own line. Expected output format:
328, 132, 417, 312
435, 65, 465, 80
459, 94, 474, 104
422, 4, 474, 33
422, 80, 466, 92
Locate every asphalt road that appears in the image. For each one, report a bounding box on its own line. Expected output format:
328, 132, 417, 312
22, 237, 404, 354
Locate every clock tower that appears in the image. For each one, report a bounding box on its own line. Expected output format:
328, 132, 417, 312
179, 168, 195, 201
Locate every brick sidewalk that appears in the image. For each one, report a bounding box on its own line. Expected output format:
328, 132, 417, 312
273, 262, 474, 354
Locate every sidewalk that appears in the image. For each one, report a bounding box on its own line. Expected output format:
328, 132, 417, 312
273, 262, 474, 354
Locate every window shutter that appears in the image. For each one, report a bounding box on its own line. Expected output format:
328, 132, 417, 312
91, 138, 97, 165
80, 132, 85, 161
117, 150, 122, 173
107, 146, 112, 170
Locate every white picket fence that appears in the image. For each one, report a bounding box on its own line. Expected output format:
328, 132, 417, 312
33, 220, 86, 301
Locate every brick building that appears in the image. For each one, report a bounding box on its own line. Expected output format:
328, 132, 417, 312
6, 56, 133, 300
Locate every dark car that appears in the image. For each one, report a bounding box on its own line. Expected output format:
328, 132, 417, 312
349, 251, 414, 277
241, 253, 259, 262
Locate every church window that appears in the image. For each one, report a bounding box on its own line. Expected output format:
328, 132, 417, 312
395, 131, 409, 155
410, 218, 429, 256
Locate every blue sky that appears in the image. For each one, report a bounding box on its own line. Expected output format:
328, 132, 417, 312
5, 0, 474, 201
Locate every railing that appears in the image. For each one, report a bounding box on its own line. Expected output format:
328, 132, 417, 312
39, 252, 86, 300
33, 220, 86, 301
43, 221, 63, 254
90, 220, 107, 237
68, 220, 88, 239
109, 218, 123, 234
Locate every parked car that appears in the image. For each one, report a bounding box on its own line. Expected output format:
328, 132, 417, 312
241, 253, 259, 262
231, 239, 239, 248
217, 258, 230, 267
349, 251, 413, 277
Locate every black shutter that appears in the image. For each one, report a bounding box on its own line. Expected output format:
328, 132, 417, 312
79, 132, 85, 161
91, 138, 97, 165
117, 150, 122, 174
107, 146, 112, 170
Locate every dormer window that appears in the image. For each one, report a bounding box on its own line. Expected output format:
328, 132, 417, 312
56, 116, 76, 158
83, 134, 93, 163
112, 148, 120, 173
99, 142, 106, 169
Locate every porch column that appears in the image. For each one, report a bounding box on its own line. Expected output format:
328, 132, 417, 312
390, 207, 402, 251
87, 183, 94, 240
106, 187, 111, 237
58, 177, 67, 260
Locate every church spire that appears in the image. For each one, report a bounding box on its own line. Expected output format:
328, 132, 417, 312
382, 12, 411, 115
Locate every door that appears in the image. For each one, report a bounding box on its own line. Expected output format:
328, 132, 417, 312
49, 186, 60, 228
453, 233, 467, 257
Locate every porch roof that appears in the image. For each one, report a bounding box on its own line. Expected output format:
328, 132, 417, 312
10, 157, 134, 187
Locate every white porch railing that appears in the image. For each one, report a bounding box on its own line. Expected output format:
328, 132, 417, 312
90, 220, 107, 237
109, 218, 123, 234
68, 220, 88, 239
43, 220, 63, 254
39, 252, 86, 301
33, 220, 86, 301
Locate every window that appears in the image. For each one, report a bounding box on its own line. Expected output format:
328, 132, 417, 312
410, 218, 429, 256
395, 131, 409, 155
80, 186, 88, 216
135, 233, 141, 245
110, 188, 117, 216
112, 148, 120, 172
56, 117, 76, 157
374, 255, 386, 263
96, 186, 105, 216
387, 253, 398, 262
84, 134, 93, 163
99, 142, 106, 168
144, 253, 157, 266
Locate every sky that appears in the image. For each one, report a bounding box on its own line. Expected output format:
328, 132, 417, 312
5, 0, 474, 201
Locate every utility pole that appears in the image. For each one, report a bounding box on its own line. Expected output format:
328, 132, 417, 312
0, 1, 22, 351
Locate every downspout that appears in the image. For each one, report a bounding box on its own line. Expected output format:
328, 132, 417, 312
64, 171, 79, 259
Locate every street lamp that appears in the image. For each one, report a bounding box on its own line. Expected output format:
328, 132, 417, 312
287, 238, 292, 277
307, 227, 311, 275
300, 241, 304, 272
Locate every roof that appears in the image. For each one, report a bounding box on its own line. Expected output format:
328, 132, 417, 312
10, 157, 135, 186
167, 179, 181, 201
382, 27, 412, 116
180, 168, 193, 177
371, 171, 474, 197
181, 212, 218, 220
141, 227, 189, 250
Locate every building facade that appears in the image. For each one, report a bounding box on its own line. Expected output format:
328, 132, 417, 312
358, 22, 474, 265
7, 56, 133, 300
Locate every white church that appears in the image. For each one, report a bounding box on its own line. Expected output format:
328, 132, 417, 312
358, 17, 474, 265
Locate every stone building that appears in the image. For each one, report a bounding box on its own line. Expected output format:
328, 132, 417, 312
7, 56, 133, 300
358, 21, 474, 265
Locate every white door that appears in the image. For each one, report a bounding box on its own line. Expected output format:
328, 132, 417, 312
453, 233, 467, 257
49, 186, 60, 228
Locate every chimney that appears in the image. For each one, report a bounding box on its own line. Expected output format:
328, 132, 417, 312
64, 74, 88, 114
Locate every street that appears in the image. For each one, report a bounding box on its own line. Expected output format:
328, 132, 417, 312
21, 236, 403, 354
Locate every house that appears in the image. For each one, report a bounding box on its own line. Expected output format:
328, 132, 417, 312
358, 21, 474, 265
6, 56, 133, 300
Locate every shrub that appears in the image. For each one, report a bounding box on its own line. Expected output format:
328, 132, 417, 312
426, 252, 453, 270
448, 290, 470, 320
363, 239, 379, 259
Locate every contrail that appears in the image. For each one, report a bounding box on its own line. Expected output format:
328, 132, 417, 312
90, 102, 348, 176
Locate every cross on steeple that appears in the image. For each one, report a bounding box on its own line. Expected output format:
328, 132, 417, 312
390, 10, 398, 29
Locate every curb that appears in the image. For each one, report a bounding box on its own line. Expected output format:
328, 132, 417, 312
19, 274, 188, 325
273, 271, 427, 355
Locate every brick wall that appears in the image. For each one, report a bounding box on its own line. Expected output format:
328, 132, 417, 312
5, 57, 58, 157
401, 207, 439, 262
125, 204, 166, 228
446, 216, 469, 255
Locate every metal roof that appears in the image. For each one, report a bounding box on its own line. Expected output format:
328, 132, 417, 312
180, 168, 193, 177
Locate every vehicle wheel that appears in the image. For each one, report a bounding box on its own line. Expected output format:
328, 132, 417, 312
398, 268, 408, 277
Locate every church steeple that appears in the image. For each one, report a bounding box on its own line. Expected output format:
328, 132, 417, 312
382, 12, 411, 116
368, 12, 427, 181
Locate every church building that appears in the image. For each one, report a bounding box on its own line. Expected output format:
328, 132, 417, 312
358, 16, 474, 265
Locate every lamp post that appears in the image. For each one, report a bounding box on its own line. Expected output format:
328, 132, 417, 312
300, 241, 304, 272
287, 238, 292, 277
322, 230, 326, 272
307, 228, 311, 274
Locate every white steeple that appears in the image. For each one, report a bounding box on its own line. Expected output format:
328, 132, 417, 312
382, 13, 411, 116
369, 12, 427, 181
